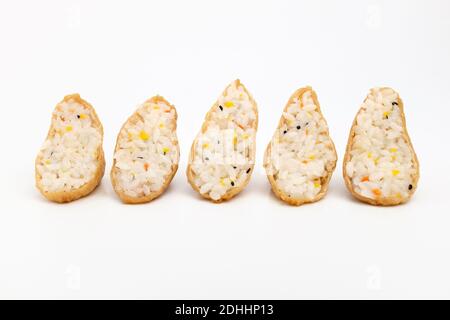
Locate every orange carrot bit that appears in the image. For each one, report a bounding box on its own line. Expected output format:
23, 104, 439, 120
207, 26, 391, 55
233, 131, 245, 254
144, 163, 149, 171
361, 176, 369, 182
372, 188, 382, 197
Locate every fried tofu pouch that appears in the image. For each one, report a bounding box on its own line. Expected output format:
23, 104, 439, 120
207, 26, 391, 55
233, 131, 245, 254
35, 94, 105, 203
111, 96, 180, 204
343, 87, 419, 206
264, 87, 337, 205
187, 79, 258, 203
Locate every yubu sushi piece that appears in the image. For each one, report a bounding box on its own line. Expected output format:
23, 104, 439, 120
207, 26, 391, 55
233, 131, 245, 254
111, 96, 180, 204
264, 87, 337, 205
35, 94, 105, 203
187, 80, 258, 202
343, 87, 419, 206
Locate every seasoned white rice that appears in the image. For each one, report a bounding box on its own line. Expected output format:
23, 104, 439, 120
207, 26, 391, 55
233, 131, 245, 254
344, 87, 417, 200
36, 100, 102, 192
189, 81, 257, 201
265, 89, 337, 201
112, 98, 179, 198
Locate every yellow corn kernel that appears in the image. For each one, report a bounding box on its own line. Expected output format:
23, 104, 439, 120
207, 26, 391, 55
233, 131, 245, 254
314, 181, 321, 188
233, 133, 237, 146
139, 130, 150, 141
383, 111, 390, 119
308, 155, 315, 160
389, 148, 397, 153
392, 169, 400, 176
391, 155, 396, 161
224, 101, 234, 108
396, 193, 402, 198
367, 152, 372, 158
45, 160, 51, 165
162, 147, 170, 154
127, 132, 133, 140
220, 178, 226, 186
374, 158, 380, 165
65, 126, 73, 132
202, 143, 209, 149
153, 105, 160, 110
79, 114, 87, 120
242, 133, 249, 140
159, 123, 165, 129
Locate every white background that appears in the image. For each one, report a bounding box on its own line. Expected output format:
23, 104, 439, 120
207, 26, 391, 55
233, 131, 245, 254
0, 0, 449, 299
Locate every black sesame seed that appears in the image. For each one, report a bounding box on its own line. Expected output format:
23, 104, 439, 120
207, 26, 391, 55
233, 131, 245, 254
163, 152, 166, 155
219, 105, 223, 111
283, 130, 287, 134
205, 157, 209, 161
233, 166, 237, 169
385, 115, 389, 119
296, 125, 301, 130
246, 168, 251, 174
231, 181, 235, 186
408, 184, 413, 190
137, 156, 144, 159
392, 102, 398, 106
77, 115, 80, 119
